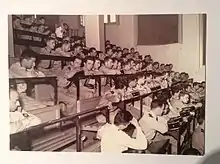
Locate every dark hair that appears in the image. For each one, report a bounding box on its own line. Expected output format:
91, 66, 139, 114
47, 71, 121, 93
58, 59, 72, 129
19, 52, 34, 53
153, 62, 159, 66
45, 36, 55, 43
127, 59, 134, 64
73, 55, 82, 63
112, 57, 118, 63
84, 56, 94, 63
106, 48, 112, 53
117, 50, 123, 54
182, 148, 201, 155
151, 99, 164, 109
193, 82, 200, 87
179, 91, 189, 98
172, 86, 181, 94
104, 56, 112, 63
73, 43, 82, 50
114, 110, 133, 126
115, 77, 126, 90
89, 47, 96, 53
20, 49, 37, 63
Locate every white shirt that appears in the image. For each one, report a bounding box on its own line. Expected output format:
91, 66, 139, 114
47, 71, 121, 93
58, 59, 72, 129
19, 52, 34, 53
10, 111, 41, 134
139, 111, 168, 140
55, 26, 63, 38
97, 123, 147, 153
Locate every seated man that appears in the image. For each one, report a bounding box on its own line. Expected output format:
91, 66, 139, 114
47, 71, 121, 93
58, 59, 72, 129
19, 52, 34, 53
100, 56, 121, 75
9, 88, 41, 134
10, 49, 45, 78
138, 99, 178, 154
97, 110, 148, 153
38, 37, 56, 76
55, 40, 71, 57
171, 91, 202, 114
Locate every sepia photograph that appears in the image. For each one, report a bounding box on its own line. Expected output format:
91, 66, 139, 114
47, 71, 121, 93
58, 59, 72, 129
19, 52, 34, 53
8, 14, 206, 155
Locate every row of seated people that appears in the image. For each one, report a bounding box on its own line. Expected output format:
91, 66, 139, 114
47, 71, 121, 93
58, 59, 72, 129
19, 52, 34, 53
81, 72, 204, 154
9, 37, 205, 153
13, 16, 51, 35
9, 82, 204, 154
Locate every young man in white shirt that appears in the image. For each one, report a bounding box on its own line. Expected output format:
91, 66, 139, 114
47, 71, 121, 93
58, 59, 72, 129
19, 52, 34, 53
97, 110, 148, 153
138, 99, 179, 154
9, 89, 41, 134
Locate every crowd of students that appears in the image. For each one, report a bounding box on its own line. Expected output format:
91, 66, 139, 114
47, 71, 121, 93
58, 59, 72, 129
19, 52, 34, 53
9, 19, 205, 154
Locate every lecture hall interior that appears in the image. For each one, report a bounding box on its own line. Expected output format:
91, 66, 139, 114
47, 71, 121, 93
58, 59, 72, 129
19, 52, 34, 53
8, 14, 206, 155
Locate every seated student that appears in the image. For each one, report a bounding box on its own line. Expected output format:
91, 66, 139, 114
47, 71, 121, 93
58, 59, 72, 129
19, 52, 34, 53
145, 73, 154, 89
112, 44, 117, 51
112, 58, 118, 69
160, 72, 169, 89
117, 59, 122, 71
116, 46, 121, 51
10, 49, 45, 78
152, 72, 162, 88
93, 58, 102, 75
88, 47, 97, 57
152, 62, 160, 72
124, 77, 141, 120
138, 99, 178, 154
116, 50, 123, 59
100, 56, 121, 75
130, 47, 135, 54
128, 59, 136, 73
72, 43, 84, 58
122, 61, 132, 74
38, 24, 50, 35
106, 48, 113, 57
97, 110, 148, 153
164, 64, 170, 72
55, 40, 71, 57
38, 37, 56, 76
159, 64, 165, 72
96, 77, 127, 125
170, 91, 202, 114
30, 23, 38, 33
9, 88, 41, 134
192, 110, 205, 155
144, 55, 152, 63
123, 48, 129, 55
57, 56, 84, 115
134, 61, 141, 72
170, 86, 181, 102
82, 57, 96, 97
173, 72, 181, 83
111, 50, 118, 58
169, 64, 173, 71
13, 16, 23, 30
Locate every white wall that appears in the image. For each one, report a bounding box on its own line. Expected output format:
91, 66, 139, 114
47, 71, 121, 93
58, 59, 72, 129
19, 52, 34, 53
105, 15, 137, 48
105, 14, 205, 81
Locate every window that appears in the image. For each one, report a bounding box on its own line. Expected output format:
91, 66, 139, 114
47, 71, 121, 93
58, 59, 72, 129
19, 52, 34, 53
104, 15, 118, 24
79, 15, 118, 26
137, 14, 180, 45
79, 15, 85, 27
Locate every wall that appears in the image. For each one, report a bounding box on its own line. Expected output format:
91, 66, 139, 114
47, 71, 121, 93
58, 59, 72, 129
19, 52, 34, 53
137, 14, 205, 81
105, 15, 137, 49
105, 14, 205, 81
